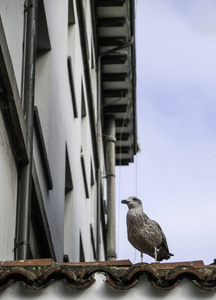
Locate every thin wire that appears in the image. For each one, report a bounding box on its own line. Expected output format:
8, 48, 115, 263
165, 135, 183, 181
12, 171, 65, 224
117, 98, 132, 258
136, 154, 138, 195
102, 96, 122, 108
133, 0, 139, 264
133, 154, 138, 263
117, 163, 121, 256
135, 0, 138, 17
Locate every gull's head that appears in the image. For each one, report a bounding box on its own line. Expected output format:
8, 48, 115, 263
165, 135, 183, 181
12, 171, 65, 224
121, 196, 143, 210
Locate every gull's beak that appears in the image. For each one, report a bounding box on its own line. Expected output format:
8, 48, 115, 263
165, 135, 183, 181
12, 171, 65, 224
121, 199, 128, 204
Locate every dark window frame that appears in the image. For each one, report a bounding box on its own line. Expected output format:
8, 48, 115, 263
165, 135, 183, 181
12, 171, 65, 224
90, 224, 97, 260
79, 233, 85, 262
90, 159, 95, 185
30, 160, 56, 260
34, 106, 53, 190
37, 0, 51, 53
67, 56, 78, 118
68, 0, 76, 25
81, 80, 87, 117
65, 146, 73, 194
0, 16, 28, 166
81, 154, 89, 198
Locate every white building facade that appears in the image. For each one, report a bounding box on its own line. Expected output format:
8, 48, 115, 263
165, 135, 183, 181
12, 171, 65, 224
0, 0, 136, 263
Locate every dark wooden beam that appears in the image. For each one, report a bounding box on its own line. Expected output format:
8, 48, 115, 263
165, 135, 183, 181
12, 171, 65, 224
103, 104, 127, 114
116, 132, 130, 140
96, 0, 125, 7
116, 158, 130, 166
99, 37, 126, 46
103, 89, 128, 98
97, 17, 125, 27
115, 118, 129, 127
101, 54, 127, 65
115, 146, 130, 154
102, 73, 127, 82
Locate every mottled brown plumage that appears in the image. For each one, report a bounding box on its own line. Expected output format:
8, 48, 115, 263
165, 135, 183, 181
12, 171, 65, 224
121, 196, 173, 262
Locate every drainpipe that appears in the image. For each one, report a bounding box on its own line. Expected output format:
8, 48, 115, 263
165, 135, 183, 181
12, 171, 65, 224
96, 37, 134, 261
105, 115, 116, 260
15, 0, 38, 260
96, 55, 102, 261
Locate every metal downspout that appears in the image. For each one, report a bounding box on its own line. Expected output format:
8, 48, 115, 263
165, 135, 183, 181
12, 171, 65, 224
96, 37, 134, 261
105, 116, 116, 261
96, 55, 102, 261
15, 0, 38, 260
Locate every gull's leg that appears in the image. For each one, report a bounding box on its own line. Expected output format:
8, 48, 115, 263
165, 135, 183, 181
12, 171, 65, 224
154, 247, 158, 263
141, 252, 143, 263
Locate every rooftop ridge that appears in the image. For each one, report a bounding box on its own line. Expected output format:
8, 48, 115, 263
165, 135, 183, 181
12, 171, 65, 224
0, 259, 215, 292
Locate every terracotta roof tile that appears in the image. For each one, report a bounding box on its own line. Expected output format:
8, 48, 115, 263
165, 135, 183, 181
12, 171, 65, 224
0, 259, 215, 292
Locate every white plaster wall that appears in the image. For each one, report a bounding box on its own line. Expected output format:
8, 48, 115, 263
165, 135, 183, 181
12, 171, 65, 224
36, 0, 104, 262
0, 0, 24, 94
0, 0, 106, 262
63, 0, 105, 262
0, 110, 17, 260
40, 0, 68, 262
0, 273, 215, 300
0, 0, 23, 261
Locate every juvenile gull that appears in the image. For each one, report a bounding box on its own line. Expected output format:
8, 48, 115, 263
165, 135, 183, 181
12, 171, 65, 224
121, 196, 174, 262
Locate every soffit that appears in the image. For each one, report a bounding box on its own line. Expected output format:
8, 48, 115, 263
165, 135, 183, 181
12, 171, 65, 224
95, 0, 137, 166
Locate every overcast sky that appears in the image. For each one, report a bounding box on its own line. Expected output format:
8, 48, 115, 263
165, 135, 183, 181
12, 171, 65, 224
116, 0, 216, 265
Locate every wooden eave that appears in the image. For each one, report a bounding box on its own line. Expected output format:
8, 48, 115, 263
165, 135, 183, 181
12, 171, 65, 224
95, 0, 137, 166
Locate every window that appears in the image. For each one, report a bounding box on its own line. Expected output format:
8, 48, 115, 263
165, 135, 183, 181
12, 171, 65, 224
37, 0, 51, 53
68, 0, 75, 25
90, 224, 97, 260
29, 173, 55, 259
67, 56, 78, 118
90, 159, 95, 186
65, 146, 73, 194
34, 106, 53, 190
34, 0, 52, 168
81, 81, 87, 117
64, 145, 74, 262
79, 233, 85, 262
91, 40, 95, 69
81, 154, 89, 198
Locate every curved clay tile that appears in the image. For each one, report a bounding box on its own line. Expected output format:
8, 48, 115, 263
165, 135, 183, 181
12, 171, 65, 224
0, 259, 216, 292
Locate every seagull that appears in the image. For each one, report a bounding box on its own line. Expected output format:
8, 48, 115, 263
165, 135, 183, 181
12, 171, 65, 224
121, 196, 174, 262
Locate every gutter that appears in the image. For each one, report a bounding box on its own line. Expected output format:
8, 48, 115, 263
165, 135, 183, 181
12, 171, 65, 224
15, 0, 38, 260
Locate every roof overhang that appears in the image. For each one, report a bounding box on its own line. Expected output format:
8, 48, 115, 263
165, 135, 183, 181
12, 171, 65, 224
95, 0, 137, 166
